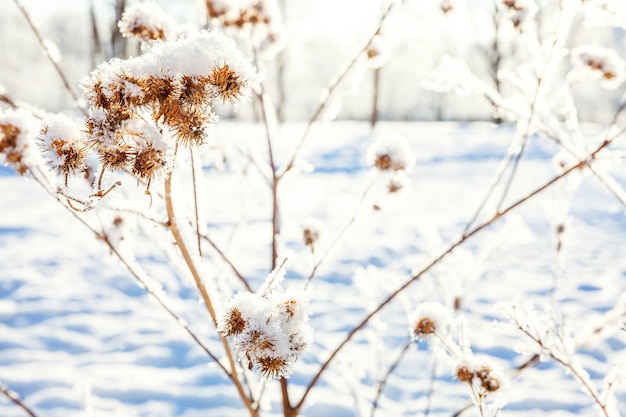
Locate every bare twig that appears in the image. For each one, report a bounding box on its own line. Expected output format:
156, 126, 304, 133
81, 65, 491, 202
13, 0, 86, 116
164, 171, 258, 417
277, 3, 396, 179
304, 177, 377, 290
0, 383, 39, 417
370, 338, 412, 417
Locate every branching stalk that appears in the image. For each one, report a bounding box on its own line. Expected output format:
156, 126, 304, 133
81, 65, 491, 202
0, 383, 38, 417
293, 130, 621, 413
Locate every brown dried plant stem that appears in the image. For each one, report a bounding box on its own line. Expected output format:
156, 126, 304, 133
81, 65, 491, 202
255, 90, 280, 269
0, 383, 39, 417
12, 0, 86, 116
164, 174, 258, 417
292, 133, 620, 414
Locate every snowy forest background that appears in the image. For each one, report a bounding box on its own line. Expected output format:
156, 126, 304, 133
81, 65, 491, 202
1, 1, 626, 417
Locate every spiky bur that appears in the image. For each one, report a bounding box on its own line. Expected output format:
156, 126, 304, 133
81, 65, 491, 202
205, 0, 286, 57
0, 109, 40, 175
76, 28, 259, 192
218, 288, 312, 379
455, 357, 504, 394
301, 217, 323, 253
367, 135, 415, 173
365, 35, 390, 69
366, 135, 415, 197
118, 1, 178, 42
409, 301, 453, 341
571, 45, 626, 89
500, 0, 537, 30
38, 114, 88, 182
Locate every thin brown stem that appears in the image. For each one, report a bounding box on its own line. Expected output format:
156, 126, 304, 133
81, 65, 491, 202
0, 383, 38, 417
164, 173, 257, 416
13, 0, 87, 116
277, 3, 396, 179
198, 230, 253, 292
304, 177, 377, 290
190, 147, 203, 257
370, 338, 412, 417
512, 318, 610, 417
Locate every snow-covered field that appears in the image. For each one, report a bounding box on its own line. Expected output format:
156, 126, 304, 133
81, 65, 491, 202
1, 121, 625, 417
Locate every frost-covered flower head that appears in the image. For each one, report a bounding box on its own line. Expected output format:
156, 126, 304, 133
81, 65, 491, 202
206, 0, 286, 55
0, 108, 40, 175
38, 114, 88, 181
218, 268, 312, 379
409, 301, 453, 341
455, 355, 505, 393
79, 29, 259, 190
302, 217, 323, 252
500, 0, 538, 30
118, 2, 178, 42
365, 35, 390, 69
440, 0, 455, 14
366, 134, 415, 173
387, 170, 410, 193
124, 120, 174, 185
571, 45, 625, 89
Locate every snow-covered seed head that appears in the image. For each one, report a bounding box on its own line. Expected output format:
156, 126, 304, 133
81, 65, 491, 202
409, 302, 452, 341
500, 0, 537, 30
39, 115, 88, 177
0, 123, 28, 174
413, 317, 436, 337
367, 135, 415, 173
132, 142, 167, 181
387, 171, 409, 193
118, 1, 177, 42
455, 359, 503, 393
219, 306, 248, 337
176, 75, 212, 108
169, 108, 212, 147
302, 218, 322, 251
456, 365, 474, 383
257, 355, 290, 379
440, 0, 454, 14
208, 64, 245, 103
206, 0, 273, 28
365, 35, 390, 69
99, 143, 132, 172
572, 45, 625, 89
